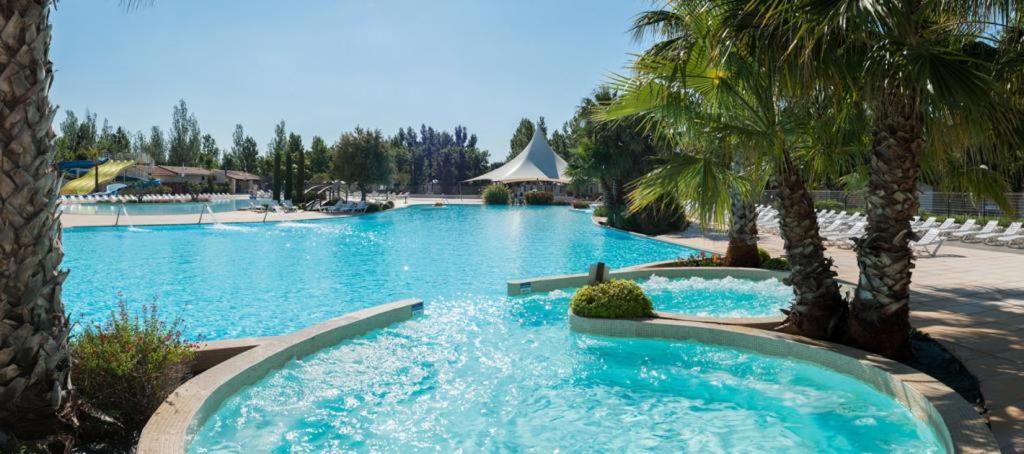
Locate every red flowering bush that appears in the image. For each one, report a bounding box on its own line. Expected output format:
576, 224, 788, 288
72, 302, 197, 441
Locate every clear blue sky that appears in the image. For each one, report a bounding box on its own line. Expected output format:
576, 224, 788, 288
51, 0, 648, 162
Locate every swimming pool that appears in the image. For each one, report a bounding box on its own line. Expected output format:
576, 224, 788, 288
189, 291, 942, 452
61, 205, 694, 339
59, 198, 270, 216
63, 205, 943, 451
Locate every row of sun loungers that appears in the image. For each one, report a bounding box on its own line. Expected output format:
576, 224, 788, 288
60, 193, 236, 204
754, 204, 1024, 253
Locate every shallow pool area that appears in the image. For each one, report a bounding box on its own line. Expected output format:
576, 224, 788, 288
189, 293, 942, 452
641, 275, 792, 317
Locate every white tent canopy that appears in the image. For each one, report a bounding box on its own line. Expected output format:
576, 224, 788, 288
466, 126, 569, 184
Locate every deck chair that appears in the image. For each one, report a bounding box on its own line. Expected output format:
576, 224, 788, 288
824, 222, 867, 247
912, 217, 937, 231
911, 228, 945, 257
942, 219, 976, 238
952, 220, 997, 242
976, 222, 1022, 244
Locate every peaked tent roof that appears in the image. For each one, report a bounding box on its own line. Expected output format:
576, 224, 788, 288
466, 127, 569, 184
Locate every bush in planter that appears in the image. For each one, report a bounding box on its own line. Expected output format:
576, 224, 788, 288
760, 257, 791, 271
524, 191, 554, 205
758, 248, 772, 264
815, 199, 846, 211
384, 200, 395, 209
571, 199, 590, 209
570, 279, 654, 319
482, 183, 511, 204
71, 302, 197, 443
592, 206, 609, 217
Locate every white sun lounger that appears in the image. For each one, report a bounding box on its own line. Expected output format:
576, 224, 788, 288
931, 218, 958, 232
910, 228, 945, 257
912, 217, 938, 231
941, 219, 976, 238
824, 221, 867, 247
983, 223, 1024, 246
951, 220, 997, 241
975, 222, 1022, 244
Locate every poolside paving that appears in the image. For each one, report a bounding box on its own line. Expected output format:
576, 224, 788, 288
59, 197, 481, 228
656, 229, 1024, 453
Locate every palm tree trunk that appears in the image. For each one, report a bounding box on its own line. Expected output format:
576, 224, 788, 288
0, 0, 74, 441
775, 151, 846, 340
848, 100, 922, 359
723, 188, 760, 267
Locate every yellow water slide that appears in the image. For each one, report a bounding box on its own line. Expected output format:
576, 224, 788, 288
59, 160, 135, 195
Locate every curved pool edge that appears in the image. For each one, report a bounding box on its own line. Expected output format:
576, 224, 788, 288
136, 298, 422, 454
568, 313, 999, 454
509, 266, 791, 328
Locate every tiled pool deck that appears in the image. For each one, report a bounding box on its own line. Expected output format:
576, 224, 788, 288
656, 229, 1024, 452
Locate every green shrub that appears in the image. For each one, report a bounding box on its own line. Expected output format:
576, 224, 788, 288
673, 254, 724, 267
384, 200, 395, 209
366, 201, 394, 213
757, 248, 772, 264
524, 191, 554, 205
760, 257, 791, 271
571, 199, 590, 209
72, 302, 197, 441
814, 199, 846, 211
570, 279, 655, 319
482, 183, 511, 205
593, 206, 609, 218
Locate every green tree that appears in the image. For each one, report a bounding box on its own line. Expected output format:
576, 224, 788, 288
307, 135, 331, 177
602, 2, 850, 337
331, 127, 394, 201
284, 146, 293, 201
286, 133, 303, 202
507, 117, 548, 161
272, 150, 282, 201
0, 1, 73, 441
55, 110, 79, 161
144, 126, 167, 164
167, 99, 201, 166
729, 0, 1021, 358
199, 133, 219, 169
239, 137, 259, 173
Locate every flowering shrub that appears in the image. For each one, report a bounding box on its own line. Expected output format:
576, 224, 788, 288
571, 199, 590, 209
524, 191, 554, 205
72, 302, 197, 440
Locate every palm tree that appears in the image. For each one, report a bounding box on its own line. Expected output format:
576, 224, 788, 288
603, 2, 850, 338
0, 0, 75, 443
725, 0, 1022, 358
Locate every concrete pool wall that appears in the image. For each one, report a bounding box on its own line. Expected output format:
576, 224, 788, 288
136, 299, 422, 453
569, 313, 999, 453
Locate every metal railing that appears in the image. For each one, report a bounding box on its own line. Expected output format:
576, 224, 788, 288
760, 190, 1024, 219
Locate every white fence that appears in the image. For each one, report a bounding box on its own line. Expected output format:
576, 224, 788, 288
761, 190, 1024, 219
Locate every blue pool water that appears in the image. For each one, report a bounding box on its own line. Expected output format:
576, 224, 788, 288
61, 205, 692, 339
190, 292, 942, 452
62, 205, 942, 451
59, 198, 270, 216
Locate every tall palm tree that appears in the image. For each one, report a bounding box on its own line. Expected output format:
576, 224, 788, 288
0, 0, 74, 443
604, 2, 850, 339
726, 0, 1022, 358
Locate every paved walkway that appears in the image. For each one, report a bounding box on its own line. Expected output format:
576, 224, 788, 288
656, 229, 1024, 452
60, 197, 481, 228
